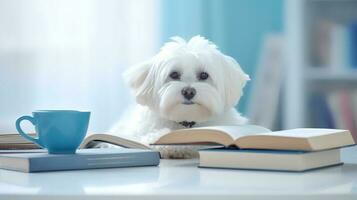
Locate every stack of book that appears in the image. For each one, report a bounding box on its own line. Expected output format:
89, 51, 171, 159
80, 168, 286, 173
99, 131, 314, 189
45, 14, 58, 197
0, 133, 160, 173
153, 126, 356, 172
1, 125, 354, 172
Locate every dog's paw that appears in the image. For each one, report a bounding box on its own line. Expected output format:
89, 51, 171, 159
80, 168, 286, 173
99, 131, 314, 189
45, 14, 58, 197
152, 145, 201, 159
89, 142, 120, 149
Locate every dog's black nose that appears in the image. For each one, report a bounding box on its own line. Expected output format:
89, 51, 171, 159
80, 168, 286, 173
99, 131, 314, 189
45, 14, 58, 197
181, 87, 196, 100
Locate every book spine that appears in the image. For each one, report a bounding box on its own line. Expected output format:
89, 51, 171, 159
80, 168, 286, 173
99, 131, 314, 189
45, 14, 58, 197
339, 91, 357, 137
349, 23, 357, 68
28, 151, 160, 172
309, 93, 335, 128
349, 91, 357, 143
327, 91, 345, 129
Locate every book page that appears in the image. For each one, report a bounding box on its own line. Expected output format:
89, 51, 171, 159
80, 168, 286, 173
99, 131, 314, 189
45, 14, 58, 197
254, 128, 347, 138
235, 128, 354, 151
191, 125, 271, 140
153, 125, 271, 147
80, 134, 150, 150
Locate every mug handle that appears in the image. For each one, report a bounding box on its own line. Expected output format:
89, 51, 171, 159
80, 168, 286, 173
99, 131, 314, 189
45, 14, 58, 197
15, 116, 42, 147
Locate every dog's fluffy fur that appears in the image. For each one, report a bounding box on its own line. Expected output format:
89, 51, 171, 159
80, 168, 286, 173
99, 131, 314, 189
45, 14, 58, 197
108, 36, 250, 158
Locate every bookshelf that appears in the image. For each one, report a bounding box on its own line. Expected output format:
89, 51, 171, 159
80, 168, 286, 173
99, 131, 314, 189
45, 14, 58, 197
283, 0, 357, 129
307, 69, 357, 84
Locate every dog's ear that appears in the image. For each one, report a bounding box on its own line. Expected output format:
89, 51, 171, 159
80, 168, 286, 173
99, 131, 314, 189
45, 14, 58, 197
222, 55, 250, 109
123, 60, 154, 106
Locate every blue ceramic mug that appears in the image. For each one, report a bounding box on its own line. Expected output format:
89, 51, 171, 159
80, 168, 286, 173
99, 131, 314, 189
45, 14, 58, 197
16, 110, 90, 154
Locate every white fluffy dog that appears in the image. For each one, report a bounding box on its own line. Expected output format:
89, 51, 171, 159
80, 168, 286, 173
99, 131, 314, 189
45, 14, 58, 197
109, 35, 250, 158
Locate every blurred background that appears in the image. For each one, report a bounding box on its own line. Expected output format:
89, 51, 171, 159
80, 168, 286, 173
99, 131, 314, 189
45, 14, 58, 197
1, 0, 357, 137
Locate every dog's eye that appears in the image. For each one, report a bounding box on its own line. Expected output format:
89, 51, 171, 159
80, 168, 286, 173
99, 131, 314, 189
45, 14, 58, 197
169, 71, 180, 80
198, 72, 209, 81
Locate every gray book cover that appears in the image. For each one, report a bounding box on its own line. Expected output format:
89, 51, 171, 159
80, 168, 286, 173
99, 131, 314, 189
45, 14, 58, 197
0, 148, 160, 172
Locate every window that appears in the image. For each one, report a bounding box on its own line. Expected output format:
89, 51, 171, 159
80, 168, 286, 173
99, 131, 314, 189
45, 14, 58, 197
0, 0, 160, 133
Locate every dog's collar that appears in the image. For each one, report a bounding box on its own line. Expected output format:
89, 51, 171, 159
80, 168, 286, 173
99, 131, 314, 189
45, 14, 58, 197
179, 121, 196, 128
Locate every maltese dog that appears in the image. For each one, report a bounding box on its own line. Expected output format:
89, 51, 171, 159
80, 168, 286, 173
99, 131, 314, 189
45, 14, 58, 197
106, 35, 250, 158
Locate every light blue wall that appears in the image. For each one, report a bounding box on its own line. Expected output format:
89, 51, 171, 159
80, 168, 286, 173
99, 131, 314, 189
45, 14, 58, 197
160, 0, 283, 114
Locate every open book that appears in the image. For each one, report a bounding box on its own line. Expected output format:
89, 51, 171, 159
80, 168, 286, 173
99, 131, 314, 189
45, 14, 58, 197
153, 126, 356, 151
80, 125, 356, 151
0, 133, 39, 150
80, 134, 150, 150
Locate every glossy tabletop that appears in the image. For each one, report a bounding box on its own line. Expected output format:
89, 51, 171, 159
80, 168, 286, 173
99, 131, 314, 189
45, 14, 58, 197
1, 146, 357, 200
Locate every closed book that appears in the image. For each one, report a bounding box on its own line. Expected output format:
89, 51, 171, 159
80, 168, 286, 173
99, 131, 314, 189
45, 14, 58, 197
309, 93, 335, 128
199, 148, 342, 172
348, 23, 357, 68
0, 148, 160, 173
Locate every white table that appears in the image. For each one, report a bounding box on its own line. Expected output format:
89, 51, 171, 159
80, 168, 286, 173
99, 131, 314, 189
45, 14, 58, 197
1, 147, 357, 200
